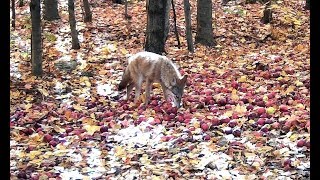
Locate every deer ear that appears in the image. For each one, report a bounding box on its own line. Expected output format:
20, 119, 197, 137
180, 75, 188, 84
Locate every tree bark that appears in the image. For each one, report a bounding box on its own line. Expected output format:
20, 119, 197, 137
171, 0, 181, 48
12, 0, 16, 29
124, 0, 132, 19
68, 0, 80, 49
83, 0, 92, 22
183, 0, 194, 52
44, 0, 60, 21
261, 0, 272, 24
195, 0, 216, 46
30, 0, 43, 76
145, 0, 171, 54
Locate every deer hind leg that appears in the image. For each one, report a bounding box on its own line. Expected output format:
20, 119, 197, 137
134, 76, 143, 102
126, 82, 135, 100
145, 79, 153, 105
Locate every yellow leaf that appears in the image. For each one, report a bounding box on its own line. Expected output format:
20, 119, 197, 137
54, 149, 69, 157
99, 70, 109, 75
266, 107, 276, 114
90, 113, 96, 119
295, 80, 303, 87
84, 125, 100, 135
30, 133, 42, 142
120, 48, 128, 55
295, 103, 304, 109
284, 86, 295, 95
30, 158, 43, 165
17, 151, 27, 158
73, 104, 82, 111
115, 146, 126, 157
238, 75, 247, 82
43, 151, 53, 158
101, 47, 111, 55
263, 95, 268, 102
11, 90, 21, 99
293, 19, 301, 26
151, 175, 161, 180
193, 121, 200, 128
25, 103, 33, 110
85, 80, 91, 87
82, 117, 96, 125
26, 95, 34, 102
206, 115, 214, 120
78, 61, 87, 70
28, 150, 42, 160
83, 176, 91, 180
231, 89, 239, 101
289, 134, 299, 141
235, 104, 247, 115
52, 125, 66, 133
224, 111, 233, 117
38, 88, 49, 96
56, 144, 67, 150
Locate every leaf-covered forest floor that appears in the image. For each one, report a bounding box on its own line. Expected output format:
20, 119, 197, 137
10, 0, 310, 179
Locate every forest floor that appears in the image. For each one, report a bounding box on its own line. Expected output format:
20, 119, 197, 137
10, 0, 310, 179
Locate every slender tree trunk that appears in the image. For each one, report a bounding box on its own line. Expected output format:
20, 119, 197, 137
145, 0, 171, 54
12, 0, 16, 29
19, 0, 24, 7
83, 0, 92, 22
261, 0, 272, 24
30, 0, 43, 76
68, 0, 80, 49
124, 0, 132, 19
183, 0, 194, 52
44, 0, 60, 21
195, 0, 216, 46
171, 0, 180, 48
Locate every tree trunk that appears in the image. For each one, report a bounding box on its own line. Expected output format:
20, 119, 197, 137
195, 0, 216, 46
261, 0, 272, 24
124, 0, 132, 19
183, 0, 194, 52
12, 0, 16, 29
305, 0, 310, 10
145, 0, 171, 54
30, 0, 43, 76
68, 0, 80, 49
44, 0, 60, 21
83, 0, 92, 22
19, 0, 24, 7
172, 0, 181, 48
